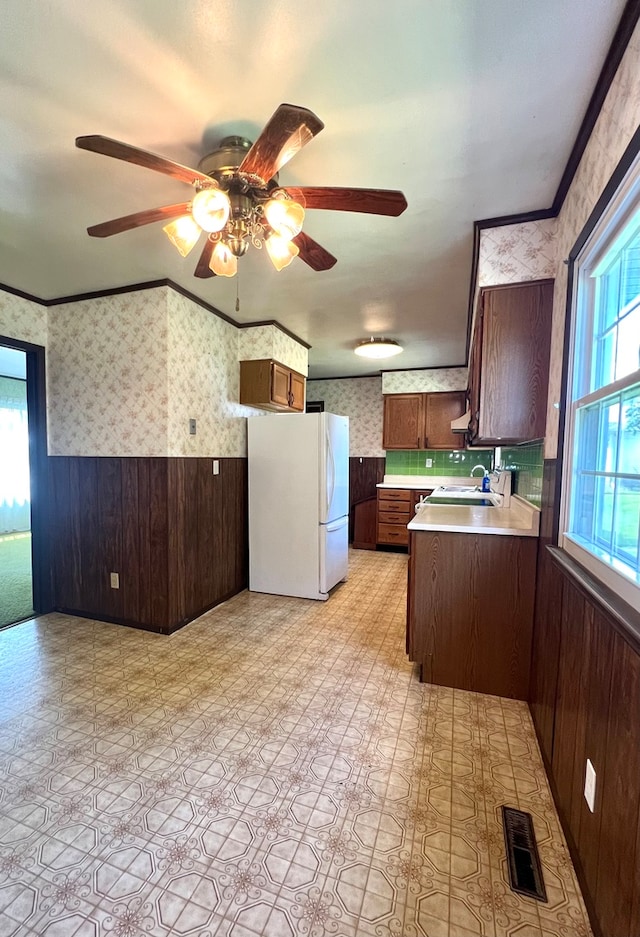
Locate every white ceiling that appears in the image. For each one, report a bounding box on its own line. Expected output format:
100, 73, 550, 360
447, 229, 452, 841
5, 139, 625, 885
0, 0, 627, 378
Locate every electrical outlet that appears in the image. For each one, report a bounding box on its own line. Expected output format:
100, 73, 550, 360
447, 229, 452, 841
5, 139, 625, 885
212, 459, 220, 475
584, 758, 596, 812
189, 418, 197, 435
110, 572, 120, 590
425, 458, 433, 468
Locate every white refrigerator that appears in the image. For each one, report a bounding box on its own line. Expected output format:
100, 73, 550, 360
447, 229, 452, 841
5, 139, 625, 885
247, 412, 349, 601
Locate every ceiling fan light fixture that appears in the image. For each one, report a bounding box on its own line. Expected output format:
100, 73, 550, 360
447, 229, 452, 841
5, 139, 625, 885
210, 240, 238, 277
191, 187, 231, 233
354, 337, 403, 359
162, 215, 202, 257
264, 197, 305, 241
265, 233, 300, 271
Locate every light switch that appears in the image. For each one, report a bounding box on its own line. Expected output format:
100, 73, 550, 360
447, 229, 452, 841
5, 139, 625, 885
212, 460, 220, 475
189, 418, 196, 435
110, 572, 120, 590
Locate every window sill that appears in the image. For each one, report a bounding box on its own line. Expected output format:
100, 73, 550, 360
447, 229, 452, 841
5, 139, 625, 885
548, 545, 640, 653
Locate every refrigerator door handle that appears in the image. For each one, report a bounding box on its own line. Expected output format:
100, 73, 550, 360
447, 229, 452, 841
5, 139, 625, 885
326, 425, 336, 518
324, 516, 348, 532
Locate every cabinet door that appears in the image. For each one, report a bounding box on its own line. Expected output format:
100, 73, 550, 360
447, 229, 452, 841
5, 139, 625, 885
382, 394, 424, 449
425, 392, 466, 449
467, 307, 483, 442
289, 371, 305, 411
477, 280, 553, 443
271, 362, 291, 408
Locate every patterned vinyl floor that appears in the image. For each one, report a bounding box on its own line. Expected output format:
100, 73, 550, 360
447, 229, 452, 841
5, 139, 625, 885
0, 549, 591, 936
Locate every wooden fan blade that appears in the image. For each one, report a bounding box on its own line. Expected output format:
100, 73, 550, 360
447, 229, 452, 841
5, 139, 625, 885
283, 186, 407, 217
293, 232, 337, 271
194, 238, 216, 278
76, 135, 212, 186
86, 203, 191, 238
238, 104, 324, 183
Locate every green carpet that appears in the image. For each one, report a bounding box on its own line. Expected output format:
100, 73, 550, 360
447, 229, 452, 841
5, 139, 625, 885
0, 532, 33, 627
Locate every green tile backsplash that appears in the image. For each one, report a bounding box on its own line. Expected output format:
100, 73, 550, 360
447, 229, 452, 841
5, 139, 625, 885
385, 450, 493, 476
385, 444, 544, 504
500, 442, 544, 506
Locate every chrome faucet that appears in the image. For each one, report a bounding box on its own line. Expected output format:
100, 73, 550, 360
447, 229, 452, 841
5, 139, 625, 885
470, 464, 487, 477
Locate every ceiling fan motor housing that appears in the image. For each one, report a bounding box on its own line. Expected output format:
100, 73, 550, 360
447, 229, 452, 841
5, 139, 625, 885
197, 136, 278, 189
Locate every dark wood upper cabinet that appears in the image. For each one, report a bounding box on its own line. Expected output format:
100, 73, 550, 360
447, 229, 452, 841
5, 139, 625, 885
382, 394, 424, 449
240, 359, 306, 412
469, 280, 553, 445
382, 391, 466, 450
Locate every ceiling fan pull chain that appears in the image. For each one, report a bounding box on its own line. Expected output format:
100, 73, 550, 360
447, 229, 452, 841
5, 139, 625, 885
236, 272, 240, 313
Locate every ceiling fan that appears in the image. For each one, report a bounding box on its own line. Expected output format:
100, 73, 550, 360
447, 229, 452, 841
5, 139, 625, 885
76, 103, 408, 279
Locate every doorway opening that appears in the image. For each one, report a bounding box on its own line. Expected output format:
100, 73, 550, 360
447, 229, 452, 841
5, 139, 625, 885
0, 337, 50, 628
0, 347, 32, 626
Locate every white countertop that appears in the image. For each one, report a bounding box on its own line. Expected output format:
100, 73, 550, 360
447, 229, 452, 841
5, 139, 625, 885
377, 474, 482, 490
407, 495, 540, 537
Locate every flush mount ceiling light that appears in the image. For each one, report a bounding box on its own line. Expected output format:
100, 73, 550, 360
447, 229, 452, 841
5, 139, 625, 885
354, 338, 403, 359
75, 103, 408, 279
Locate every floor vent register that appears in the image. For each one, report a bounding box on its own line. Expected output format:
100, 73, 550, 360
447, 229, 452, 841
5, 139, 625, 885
501, 806, 548, 901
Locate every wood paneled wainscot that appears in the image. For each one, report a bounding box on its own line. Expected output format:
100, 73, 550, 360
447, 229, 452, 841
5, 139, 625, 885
350, 457, 385, 548
408, 529, 537, 699
49, 456, 248, 633
530, 545, 640, 937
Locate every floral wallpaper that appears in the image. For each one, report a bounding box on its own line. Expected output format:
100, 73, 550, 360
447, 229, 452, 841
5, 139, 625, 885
306, 377, 384, 457
381, 368, 468, 394
167, 291, 256, 457
478, 218, 557, 286
0, 291, 47, 346
47, 288, 170, 457
1, 283, 310, 458
546, 19, 640, 458
238, 324, 308, 375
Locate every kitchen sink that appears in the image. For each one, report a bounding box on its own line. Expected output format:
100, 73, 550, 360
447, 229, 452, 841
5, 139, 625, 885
421, 485, 501, 507
426, 496, 495, 506
440, 485, 481, 493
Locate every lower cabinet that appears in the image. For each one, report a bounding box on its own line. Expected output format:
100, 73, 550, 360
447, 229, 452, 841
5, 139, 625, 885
376, 488, 432, 546
530, 547, 640, 937
408, 529, 537, 699
377, 488, 411, 545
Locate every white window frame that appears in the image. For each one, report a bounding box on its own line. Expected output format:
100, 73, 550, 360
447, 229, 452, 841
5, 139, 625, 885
560, 150, 640, 614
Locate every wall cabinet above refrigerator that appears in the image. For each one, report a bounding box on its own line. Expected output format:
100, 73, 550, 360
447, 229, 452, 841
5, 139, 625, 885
240, 359, 306, 412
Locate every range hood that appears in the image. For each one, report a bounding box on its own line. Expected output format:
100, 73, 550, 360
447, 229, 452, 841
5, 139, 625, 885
450, 409, 470, 433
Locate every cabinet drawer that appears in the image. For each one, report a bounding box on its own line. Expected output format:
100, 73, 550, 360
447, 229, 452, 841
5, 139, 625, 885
377, 523, 409, 545
378, 499, 410, 514
378, 489, 411, 501
379, 511, 410, 524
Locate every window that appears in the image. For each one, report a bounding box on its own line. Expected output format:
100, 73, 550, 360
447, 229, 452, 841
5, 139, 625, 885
562, 151, 640, 609
563, 153, 640, 610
